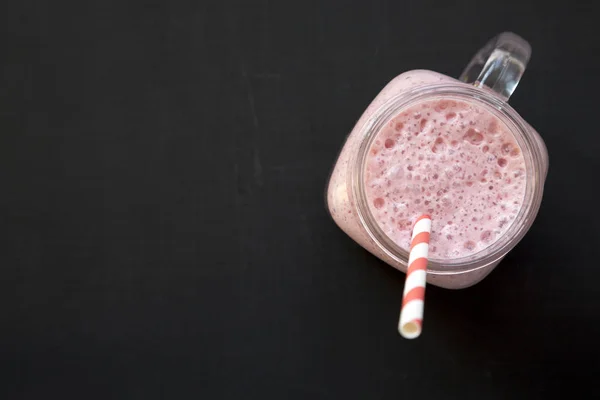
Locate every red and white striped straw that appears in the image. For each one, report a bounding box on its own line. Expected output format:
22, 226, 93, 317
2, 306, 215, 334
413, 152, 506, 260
398, 215, 432, 339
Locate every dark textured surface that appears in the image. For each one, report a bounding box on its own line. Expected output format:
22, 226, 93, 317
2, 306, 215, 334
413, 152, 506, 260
1, 1, 599, 398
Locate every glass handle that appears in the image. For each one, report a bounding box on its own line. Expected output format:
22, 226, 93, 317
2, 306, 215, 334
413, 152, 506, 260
459, 32, 531, 102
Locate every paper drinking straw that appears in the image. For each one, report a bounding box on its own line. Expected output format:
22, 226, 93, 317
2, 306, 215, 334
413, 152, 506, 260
398, 215, 432, 339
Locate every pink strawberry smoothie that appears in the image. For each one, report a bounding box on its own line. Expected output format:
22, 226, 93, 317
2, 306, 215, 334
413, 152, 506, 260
326, 70, 546, 288
364, 98, 526, 260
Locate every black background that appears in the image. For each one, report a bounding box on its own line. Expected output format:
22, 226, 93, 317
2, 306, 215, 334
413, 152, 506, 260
2, 0, 599, 398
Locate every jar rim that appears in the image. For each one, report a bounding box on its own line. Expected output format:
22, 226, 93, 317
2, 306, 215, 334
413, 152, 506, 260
351, 83, 545, 273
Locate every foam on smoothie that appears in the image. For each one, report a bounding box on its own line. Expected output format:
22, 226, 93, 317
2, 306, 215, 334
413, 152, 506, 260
364, 98, 526, 260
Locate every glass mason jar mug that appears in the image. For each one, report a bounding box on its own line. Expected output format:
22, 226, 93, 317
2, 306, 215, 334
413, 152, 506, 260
326, 33, 549, 289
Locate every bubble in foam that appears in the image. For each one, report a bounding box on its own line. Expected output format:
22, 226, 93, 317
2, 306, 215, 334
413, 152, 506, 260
435, 101, 447, 111
373, 198, 385, 209
463, 128, 484, 144
501, 142, 516, 155
431, 138, 446, 153
464, 241, 476, 251
397, 219, 410, 230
